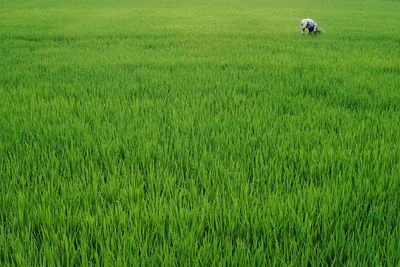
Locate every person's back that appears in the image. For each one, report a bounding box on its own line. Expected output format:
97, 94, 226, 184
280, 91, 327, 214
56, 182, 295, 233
300, 19, 318, 35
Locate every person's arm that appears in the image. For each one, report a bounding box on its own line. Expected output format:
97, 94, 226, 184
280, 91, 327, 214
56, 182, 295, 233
302, 28, 305, 35
308, 26, 316, 34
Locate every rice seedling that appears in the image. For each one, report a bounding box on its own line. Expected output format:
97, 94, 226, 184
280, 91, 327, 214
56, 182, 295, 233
1, 0, 399, 265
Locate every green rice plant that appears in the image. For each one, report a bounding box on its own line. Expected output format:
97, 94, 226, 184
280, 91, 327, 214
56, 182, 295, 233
0, 0, 400, 265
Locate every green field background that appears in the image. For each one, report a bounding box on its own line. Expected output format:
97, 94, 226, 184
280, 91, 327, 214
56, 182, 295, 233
1, 0, 400, 265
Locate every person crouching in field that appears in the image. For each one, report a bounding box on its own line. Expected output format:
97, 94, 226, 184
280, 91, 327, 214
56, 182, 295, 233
300, 19, 318, 35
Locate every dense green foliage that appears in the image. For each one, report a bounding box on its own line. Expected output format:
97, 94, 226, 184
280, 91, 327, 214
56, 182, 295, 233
1, 0, 400, 265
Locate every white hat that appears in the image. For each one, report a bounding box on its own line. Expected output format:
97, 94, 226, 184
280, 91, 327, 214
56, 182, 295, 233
300, 19, 308, 29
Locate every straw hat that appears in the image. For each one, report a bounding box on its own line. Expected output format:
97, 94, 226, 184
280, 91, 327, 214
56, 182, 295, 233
300, 19, 308, 29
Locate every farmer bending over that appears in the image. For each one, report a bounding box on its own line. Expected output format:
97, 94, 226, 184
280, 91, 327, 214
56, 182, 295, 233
300, 19, 318, 35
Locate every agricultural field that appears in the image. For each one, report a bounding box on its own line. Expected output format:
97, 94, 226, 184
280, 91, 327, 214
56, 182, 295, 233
1, 0, 400, 265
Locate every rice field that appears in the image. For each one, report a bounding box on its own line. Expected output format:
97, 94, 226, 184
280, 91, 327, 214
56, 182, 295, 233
1, 0, 400, 265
